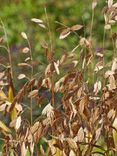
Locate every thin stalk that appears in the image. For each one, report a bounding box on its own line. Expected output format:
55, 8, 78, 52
90, 4, 95, 86
45, 7, 53, 52
0, 63, 7, 68
44, 8, 55, 108
102, 28, 106, 88
0, 19, 13, 77
90, 6, 95, 39
0, 45, 9, 51
27, 38, 33, 125
110, 28, 116, 58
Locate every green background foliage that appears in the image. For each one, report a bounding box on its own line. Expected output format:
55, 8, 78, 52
0, 0, 105, 53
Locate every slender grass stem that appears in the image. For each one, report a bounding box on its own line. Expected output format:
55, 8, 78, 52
102, 28, 106, 88
90, 7, 95, 39
0, 19, 13, 77
27, 38, 33, 125
110, 28, 116, 58
45, 7, 53, 52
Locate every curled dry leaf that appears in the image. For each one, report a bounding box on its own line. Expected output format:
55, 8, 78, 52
54, 62, 60, 75
94, 61, 103, 72
54, 77, 65, 92
42, 77, 52, 89
72, 60, 78, 67
45, 63, 51, 76
76, 127, 84, 142
30, 122, 41, 134
94, 65, 103, 72
17, 74, 26, 80
105, 70, 115, 78
93, 81, 101, 95
107, 109, 115, 119
10, 116, 21, 131
69, 98, 77, 118
65, 138, 77, 150
60, 54, 67, 65
42, 103, 54, 124
0, 101, 11, 112
108, 75, 116, 90
42, 103, 54, 117
80, 37, 90, 47
15, 103, 22, 113
95, 127, 102, 141
79, 97, 86, 114
28, 122, 43, 143
15, 116, 21, 130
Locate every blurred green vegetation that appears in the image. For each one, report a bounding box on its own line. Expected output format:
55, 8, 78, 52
0, 0, 106, 54
1, 0, 114, 93
0, 0, 116, 87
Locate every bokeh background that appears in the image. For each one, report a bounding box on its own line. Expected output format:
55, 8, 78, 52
0, 0, 105, 55
1, 0, 116, 89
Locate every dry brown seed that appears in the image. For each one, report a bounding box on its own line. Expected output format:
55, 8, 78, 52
70, 24, 83, 31
59, 28, 71, 39
31, 18, 43, 23
25, 57, 31, 62
38, 23, 46, 29
21, 32, 28, 40
18, 63, 31, 67
22, 47, 30, 53
17, 74, 26, 80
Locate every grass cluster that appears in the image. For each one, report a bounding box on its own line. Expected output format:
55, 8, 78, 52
0, 0, 117, 155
